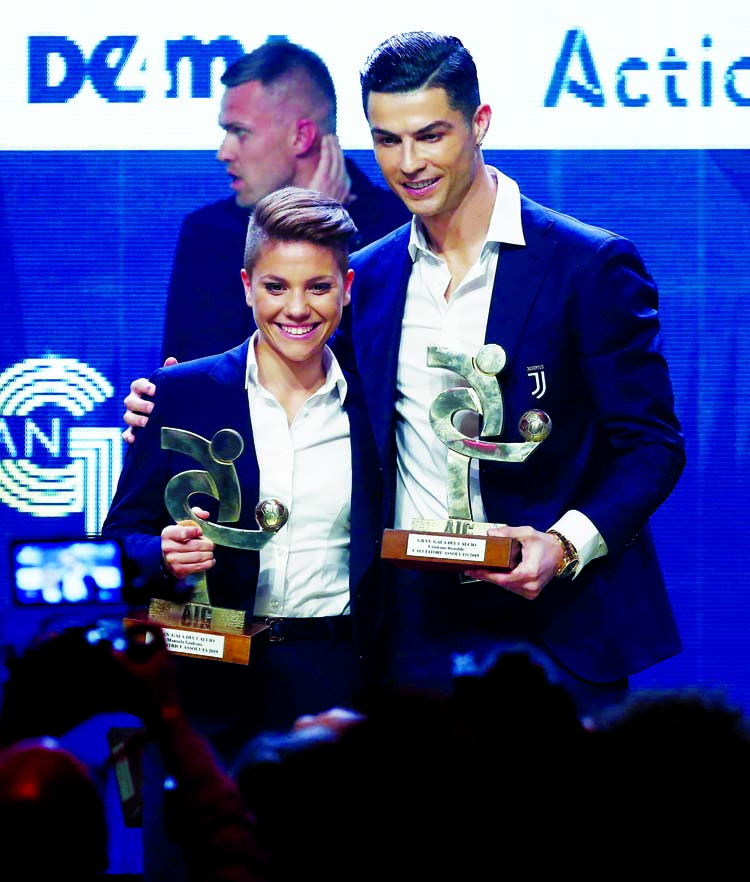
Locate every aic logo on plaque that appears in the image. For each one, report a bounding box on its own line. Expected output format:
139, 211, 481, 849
382, 344, 551, 572
138, 426, 287, 664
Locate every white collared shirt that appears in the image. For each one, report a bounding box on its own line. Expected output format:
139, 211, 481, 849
246, 334, 352, 617
394, 168, 606, 571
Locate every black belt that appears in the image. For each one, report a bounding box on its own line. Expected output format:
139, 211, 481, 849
253, 615, 353, 644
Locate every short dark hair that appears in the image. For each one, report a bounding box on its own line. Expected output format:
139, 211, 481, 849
222, 39, 337, 133
244, 187, 357, 276
360, 32, 480, 123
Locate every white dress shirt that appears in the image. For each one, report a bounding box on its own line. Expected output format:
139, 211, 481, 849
246, 334, 352, 617
394, 168, 607, 573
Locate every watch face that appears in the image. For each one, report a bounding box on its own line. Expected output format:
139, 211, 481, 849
558, 559, 578, 579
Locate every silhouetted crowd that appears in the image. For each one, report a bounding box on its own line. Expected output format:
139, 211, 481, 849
1, 624, 747, 881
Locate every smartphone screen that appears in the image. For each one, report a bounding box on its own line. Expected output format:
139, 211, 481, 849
11, 537, 124, 605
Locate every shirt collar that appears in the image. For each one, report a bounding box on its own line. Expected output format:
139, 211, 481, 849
407, 166, 526, 261
245, 331, 348, 404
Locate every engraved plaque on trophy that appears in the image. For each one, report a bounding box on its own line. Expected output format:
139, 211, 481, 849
125, 427, 288, 665
381, 344, 551, 572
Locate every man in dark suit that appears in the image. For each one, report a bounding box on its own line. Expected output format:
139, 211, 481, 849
346, 32, 684, 710
160, 39, 410, 365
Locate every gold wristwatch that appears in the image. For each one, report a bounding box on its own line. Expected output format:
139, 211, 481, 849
547, 529, 579, 579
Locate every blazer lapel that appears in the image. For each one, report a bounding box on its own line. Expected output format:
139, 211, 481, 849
203, 341, 260, 528
344, 372, 381, 595
352, 227, 412, 466
485, 197, 557, 373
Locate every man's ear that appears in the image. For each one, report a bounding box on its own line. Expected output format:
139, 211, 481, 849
293, 118, 318, 156
472, 104, 492, 148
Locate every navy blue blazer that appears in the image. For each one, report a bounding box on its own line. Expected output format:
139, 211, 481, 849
103, 341, 383, 682
345, 195, 685, 682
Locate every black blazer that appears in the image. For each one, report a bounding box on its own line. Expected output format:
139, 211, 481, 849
103, 340, 383, 683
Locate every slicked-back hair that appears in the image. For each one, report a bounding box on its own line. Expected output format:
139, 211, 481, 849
222, 40, 337, 133
244, 187, 357, 276
360, 32, 480, 123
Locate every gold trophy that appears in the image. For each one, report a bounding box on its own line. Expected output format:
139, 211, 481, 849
126, 427, 287, 664
381, 344, 551, 572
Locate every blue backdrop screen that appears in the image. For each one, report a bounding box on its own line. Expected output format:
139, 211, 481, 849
1, 148, 749, 708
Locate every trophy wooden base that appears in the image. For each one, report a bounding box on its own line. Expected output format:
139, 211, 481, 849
381, 528, 520, 572
124, 604, 270, 665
